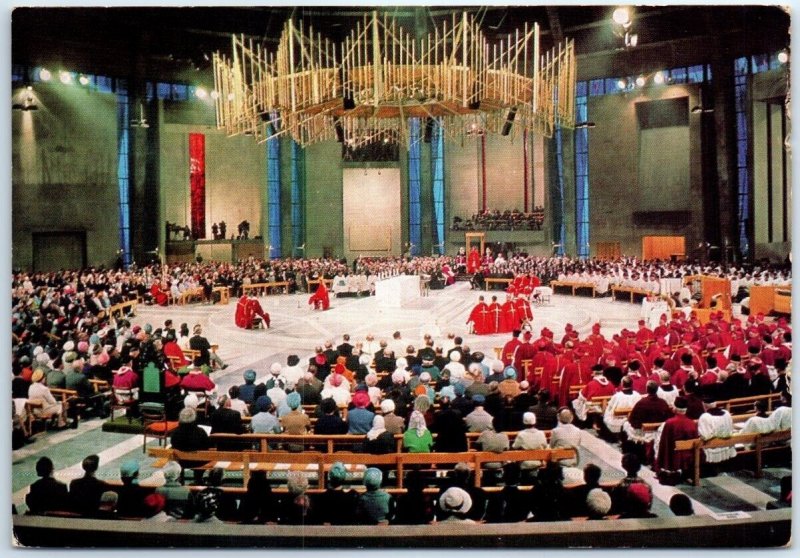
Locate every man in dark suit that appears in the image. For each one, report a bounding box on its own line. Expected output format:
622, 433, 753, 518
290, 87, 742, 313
69, 454, 110, 516
189, 324, 227, 369
210, 395, 245, 435
26, 457, 69, 515
337, 334, 354, 357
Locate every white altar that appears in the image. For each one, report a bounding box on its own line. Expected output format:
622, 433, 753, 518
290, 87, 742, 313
375, 275, 420, 308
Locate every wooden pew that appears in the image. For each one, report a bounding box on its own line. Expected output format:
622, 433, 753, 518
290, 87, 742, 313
549, 280, 596, 297
306, 278, 333, 293
484, 277, 513, 290
611, 285, 655, 303
674, 429, 791, 486
147, 446, 578, 489
241, 281, 290, 297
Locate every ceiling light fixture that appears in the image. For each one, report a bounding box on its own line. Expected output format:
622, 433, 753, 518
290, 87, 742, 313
59, 71, 73, 85
778, 50, 789, 64
38, 68, 51, 81
612, 7, 631, 27
653, 71, 665, 85
78, 75, 90, 86
636, 75, 646, 87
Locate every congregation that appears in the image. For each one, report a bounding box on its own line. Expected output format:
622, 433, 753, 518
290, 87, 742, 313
12, 254, 792, 525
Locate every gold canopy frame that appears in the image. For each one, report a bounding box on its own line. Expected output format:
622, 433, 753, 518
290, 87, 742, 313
212, 10, 576, 147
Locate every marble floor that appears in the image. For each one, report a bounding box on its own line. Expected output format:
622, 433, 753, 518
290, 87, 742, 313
11, 282, 789, 518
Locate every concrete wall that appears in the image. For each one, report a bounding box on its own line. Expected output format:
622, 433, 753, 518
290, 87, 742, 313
12, 82, 119, 270
586, 84, 704, 258
304, 140, 344, 258
160, 113, 265, 249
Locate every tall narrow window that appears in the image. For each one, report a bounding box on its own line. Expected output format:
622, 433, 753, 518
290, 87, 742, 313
189, 133, 206, 239
291, 140, 305, 255
408, 118, 422, 256
431, 119, 445, 254
116, 87, 131, 266
266, 125, 281, 258
574, 81, 590, 259
734, 56, 751, 258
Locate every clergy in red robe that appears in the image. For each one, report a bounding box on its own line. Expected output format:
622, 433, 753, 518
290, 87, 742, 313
487, 296, 503, 334
500, 330, 522, 367
309, 281, 330, 310
467, 247, 481, 274
235, 295, 254, 328
467, 296, 491, 335
481, 249, 494, 269
150, 283, 169, 306
500, 297, 519, 334
248, 297, 271, 328
514, 295, 533, 326
512, 331, 537, 382
654, 397, 698, 474
531, 346, 559, 395
163, 338, 189, 369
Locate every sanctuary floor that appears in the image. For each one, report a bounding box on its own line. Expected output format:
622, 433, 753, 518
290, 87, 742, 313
11, 282, 790, 519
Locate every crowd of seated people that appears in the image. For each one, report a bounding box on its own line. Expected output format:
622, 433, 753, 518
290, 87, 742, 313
15, 305, 792, 501
451, 208, 546, 232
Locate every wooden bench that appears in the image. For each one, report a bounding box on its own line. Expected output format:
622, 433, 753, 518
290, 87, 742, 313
484, 277, 513, 290
147, 446, 577, 489
212, 286, 230, 305
107, 299, 138, 319
716, 393, 782, 415
241, 281, 290, 297
549, 280, 596, 297
675, 429, 791, 486
178, 287, 205, 305
306, 278, 333, 293
611, 285, 654, 303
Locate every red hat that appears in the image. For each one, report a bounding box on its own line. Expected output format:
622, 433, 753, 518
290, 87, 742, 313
523, 331, 533, 341
565, 323, 574, 331
592, 323, 601, 333
352, 391, 370, 408
627, 483, 652, 508
638, 319, 646, 327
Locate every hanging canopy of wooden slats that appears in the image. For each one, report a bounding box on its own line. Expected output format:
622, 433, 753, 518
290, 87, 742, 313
213, 10, 576, 147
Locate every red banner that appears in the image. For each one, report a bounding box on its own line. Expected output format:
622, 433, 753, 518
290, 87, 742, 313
189, 133, 206, 239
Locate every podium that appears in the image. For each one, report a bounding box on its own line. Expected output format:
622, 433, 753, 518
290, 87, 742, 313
375, 275, 420, 307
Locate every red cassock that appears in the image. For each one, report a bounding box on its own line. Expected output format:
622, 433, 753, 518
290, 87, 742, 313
488, 302, 503, 334
163, 341, 189, 369
248, 298, 271, 328
654, 414, 699, 473
235, 295, 254, 328
309, 282, 330, 310
530, 350, 559, 394
514, 297, 533, 324
500, 301, 519, 334
501, 337, 522, 367
150, 284, 168, 306
512, 341, 538, 382
467, 302, 491, 335
467, 248, 481, 274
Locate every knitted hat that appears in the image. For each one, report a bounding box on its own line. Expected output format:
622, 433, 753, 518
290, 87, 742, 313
243, 369, 257, 382
255, 395, 272, 413
286, 392, 302, 410
523, 412, 537, 426
380, 399, 396, 413
120, 459, 140, 478
504, 366, 517, 379
363, 467, 383, 490
586, 488, 612, 517
472, 394, 485, 405
329, 462, 348, 483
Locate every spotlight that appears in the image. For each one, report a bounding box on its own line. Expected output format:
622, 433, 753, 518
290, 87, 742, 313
636, 75, 646, 87
612, 7, 631, 26
210, 90, 219, 100
38, 68, 51, 81
195, 87, 208, 99
59, 71, 73, 85
617, 78, 627, 90
653, 71, 665, 85
78, 75, 90, 86
778, 50, 789, 64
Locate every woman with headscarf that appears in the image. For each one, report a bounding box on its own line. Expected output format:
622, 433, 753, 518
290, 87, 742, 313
355, 468, 394, 524
364, 415, 395, 454
402, 410, 434, 453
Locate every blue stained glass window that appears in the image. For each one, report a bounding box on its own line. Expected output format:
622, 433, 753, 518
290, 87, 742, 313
670, 67, 687, 84
408, 119, 422, 256
156, 82, 171, 99
589, 79, 605, 96
116, 89, 131, 267
291, 140, 305, 256
267, 125, 281, 258
751, 54, 769, 74
574, 81, 590, 259
733, 56, 750, 258
431, 120, 445, 254
687, 65, 705, 83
